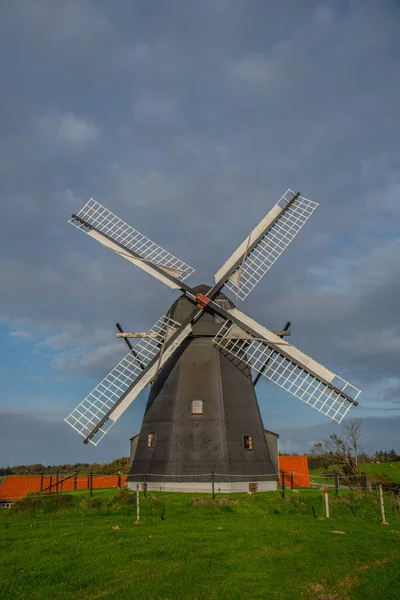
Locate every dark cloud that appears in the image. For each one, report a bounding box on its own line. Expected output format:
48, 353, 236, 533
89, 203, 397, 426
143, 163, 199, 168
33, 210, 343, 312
379, 379, 400, 405
0, 411, 132, 466
0, 0, 399, 461
279, 416, 400, 455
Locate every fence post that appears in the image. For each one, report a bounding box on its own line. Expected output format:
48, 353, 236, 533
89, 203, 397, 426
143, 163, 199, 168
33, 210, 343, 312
136, 484, 140, 522
211, 471, 215, 499
361, 472, 367, 490
281, 471, 285, 499
379, 485, 388, 525
56, 473, 59, 494
89, 472, 93, 497
49, 475, 53, 494
40, 473, 44, 493
335, 473, 340, 496
117, 473, 121, 489
290, 470, 294, 490
74, 473, 77, 490
143, 472, 147, 497
324, 487, 330, 518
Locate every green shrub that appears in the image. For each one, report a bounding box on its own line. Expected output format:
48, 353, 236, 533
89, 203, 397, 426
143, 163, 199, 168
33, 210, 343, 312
88, 498, 103, 510
10, 493, 80, 514
368, 473, 391, 487
108, 486, 135, 507
190, 496, 236, 514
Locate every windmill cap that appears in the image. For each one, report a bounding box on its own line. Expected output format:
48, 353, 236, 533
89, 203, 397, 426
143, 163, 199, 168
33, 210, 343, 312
167, 284, 235, 336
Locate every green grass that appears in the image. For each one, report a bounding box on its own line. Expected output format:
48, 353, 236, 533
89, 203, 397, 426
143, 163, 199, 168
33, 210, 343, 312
309, 461, 400, 485
308, 467, 333, 486
0, 488, 399, 600
360, 461, 400, 480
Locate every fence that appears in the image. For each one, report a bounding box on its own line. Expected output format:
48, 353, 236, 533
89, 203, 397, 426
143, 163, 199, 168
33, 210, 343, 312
305, 471, 367, 492
1, 470, 398, 506
287, 470, 400, 507
0, 472, 282, 501
40, 473, 127, 494
0, 473, 127, 503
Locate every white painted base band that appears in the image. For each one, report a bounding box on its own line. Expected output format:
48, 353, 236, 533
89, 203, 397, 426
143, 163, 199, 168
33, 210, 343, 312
127, 480, 278, 493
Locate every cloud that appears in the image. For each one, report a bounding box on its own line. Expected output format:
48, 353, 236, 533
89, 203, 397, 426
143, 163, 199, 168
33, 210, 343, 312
14, 0, 113, 46
9, 330, 34, 340
51, 341, 124, 379
338, 328, 400, 357
279, 416, 400, 455
36, 110, 100, 145
133, 93, 178, 122
37, 332, 76, 351
1, 0, 400, 463
228, 55, 274, 83
379, 379, 400, 405
0, 410, 131, 466
312, 1, 336, 26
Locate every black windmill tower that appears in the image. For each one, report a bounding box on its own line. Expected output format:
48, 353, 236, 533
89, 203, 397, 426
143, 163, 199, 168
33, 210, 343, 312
65, 190, 361, 492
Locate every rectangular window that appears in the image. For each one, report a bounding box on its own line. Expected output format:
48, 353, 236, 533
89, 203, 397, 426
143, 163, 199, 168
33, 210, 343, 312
192, 400, 203, 415
147, 432, 155, 448
243, 435, 253, 450
249, 482, 258, 492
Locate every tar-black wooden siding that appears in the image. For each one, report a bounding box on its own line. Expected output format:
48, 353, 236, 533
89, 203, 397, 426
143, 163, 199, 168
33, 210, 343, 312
128, 286, 277, 484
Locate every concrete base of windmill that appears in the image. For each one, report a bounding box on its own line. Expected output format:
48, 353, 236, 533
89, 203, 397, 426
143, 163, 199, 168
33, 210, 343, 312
127, 480, 278, 493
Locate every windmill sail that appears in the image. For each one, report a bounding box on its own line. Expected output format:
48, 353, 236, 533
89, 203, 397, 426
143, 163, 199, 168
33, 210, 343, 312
65, 315, 186, 445
213, 310, 360, 423
65, 188, 362, 467
70, 199, 195, 289
214, 190, 318, 300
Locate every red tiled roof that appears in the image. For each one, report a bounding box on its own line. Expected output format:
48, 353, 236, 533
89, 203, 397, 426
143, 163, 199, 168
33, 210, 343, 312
0, 476, 43, 501
0, 475, 128, 502
279, 456, 311, 488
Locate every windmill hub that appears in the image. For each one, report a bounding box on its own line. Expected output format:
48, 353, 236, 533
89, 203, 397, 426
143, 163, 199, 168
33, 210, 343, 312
65, 190, 361, 493
169, 285, 234, 337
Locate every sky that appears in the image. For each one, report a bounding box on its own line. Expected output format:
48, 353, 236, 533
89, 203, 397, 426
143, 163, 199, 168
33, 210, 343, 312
0, 0, 399, 466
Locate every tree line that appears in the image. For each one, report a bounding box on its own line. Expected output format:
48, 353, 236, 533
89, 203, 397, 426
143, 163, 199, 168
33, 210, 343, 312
373, 449, 399, 463
1, 419, 399, 478
0, 456, 131, 476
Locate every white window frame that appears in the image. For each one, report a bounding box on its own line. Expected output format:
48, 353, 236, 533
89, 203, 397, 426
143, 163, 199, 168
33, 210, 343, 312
191, 400, 203, 415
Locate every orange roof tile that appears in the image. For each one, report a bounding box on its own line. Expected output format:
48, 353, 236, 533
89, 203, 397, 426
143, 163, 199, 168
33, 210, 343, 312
279, 456, 311, 488
0, 476, 45, 501
0, 475, 127, 501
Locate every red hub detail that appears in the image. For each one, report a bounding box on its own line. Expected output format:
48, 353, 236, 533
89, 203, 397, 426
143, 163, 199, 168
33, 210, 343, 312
196, 293, 211, 309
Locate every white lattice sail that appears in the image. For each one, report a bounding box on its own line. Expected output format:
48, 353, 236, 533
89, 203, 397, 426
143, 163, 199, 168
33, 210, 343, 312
70, 199, 195, 288
213, 320, 361, 423
214, 190, 318, 300
65, 315, 181, 445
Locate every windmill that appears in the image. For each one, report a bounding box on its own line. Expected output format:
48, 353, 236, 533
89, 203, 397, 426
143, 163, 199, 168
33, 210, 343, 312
65, 190, 361, 492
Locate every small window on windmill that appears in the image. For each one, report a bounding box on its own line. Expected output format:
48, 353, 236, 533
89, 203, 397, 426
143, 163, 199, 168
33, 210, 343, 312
243, 435, 253, 450
192, 400, 203, 415
214, 299, 230, 323
147, 432, 156, 448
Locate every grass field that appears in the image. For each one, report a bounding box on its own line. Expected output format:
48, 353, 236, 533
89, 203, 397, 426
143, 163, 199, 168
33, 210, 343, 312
360, 461, 400, 479
0, 488, 399, 600
309, 461, 400, 485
